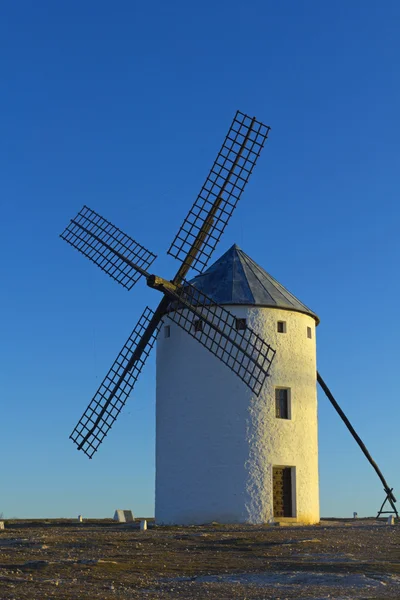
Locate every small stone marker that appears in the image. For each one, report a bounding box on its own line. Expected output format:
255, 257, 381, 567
77, 515, 83, 523
0, 521, 4, 530
113, 510, 134, 523
140, 519, 147, 531
387, 515, 395, 525
353, 512, 358, 519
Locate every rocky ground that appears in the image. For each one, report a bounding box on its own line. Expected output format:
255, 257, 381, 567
0, 518, 399, 599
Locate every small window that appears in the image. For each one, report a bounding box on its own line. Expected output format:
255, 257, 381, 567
307, 326, 312, 339
164, 325, 170, 338
275, 388, 291, 419
235, 318, 247, 331
193, 319, 203, 333
277, 321, 287, 333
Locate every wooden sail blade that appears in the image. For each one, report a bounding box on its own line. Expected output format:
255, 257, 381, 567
165, 280, 276, 395
70, 307, 161, 458
168, 111, 270, 277
61, 205, 156, 290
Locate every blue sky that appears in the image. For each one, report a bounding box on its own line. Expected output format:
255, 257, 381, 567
1, 1, 399, 519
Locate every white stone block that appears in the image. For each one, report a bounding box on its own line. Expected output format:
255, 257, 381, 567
387, 515, 395, 525
113, 510, 134, 523
140, 519, 147, 531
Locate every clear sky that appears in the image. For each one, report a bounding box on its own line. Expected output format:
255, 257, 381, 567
1, 1, 399, 519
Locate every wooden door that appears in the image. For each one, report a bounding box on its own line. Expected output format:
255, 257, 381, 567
273, 467, 293, 517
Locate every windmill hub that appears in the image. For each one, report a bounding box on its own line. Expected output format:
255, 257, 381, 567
146, 275, 178, 296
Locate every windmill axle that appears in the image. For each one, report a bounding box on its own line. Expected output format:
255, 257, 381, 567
146, 274, 178, 296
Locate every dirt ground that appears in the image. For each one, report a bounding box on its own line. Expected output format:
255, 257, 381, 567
0, 518, 399, 599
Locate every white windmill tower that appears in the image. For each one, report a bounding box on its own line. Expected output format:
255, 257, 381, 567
61, 110, 398, 523
156, 244, 320, 524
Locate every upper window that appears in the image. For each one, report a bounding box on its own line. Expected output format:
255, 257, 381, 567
193, 319, 203, 333
307, 326, 312, 339
235, 318, 247, 331
275, 388, 291, 419
164, 325, 171, 338
277, 321, 287, 334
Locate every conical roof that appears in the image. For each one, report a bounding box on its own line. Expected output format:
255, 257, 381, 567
189, 244, 319, 324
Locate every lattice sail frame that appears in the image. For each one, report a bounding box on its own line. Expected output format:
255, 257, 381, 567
61, 205, 157, 290
168, 111, 270, 273
63, 111, 274, 459
70, 307, 161, 458
166, 280, 276, 395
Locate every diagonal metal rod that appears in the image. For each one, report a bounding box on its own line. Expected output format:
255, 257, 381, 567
172, 117, 257, 285
317, 371, 397, 506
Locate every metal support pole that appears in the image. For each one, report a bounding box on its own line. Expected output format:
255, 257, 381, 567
317, 371, 398, 518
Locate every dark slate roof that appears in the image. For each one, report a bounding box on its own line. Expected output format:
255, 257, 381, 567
189, 244, 319, 324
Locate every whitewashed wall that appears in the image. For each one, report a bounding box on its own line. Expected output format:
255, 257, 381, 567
155, 306, 319, 525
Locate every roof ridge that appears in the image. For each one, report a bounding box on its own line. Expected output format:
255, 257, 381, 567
238, 251, 278, 305
233, 247, 255, 304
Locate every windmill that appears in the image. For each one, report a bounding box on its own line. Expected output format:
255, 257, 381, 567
61, 110, 397, 522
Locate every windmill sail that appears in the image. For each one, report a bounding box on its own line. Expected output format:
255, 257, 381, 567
165, 279, 276, 395
61, 205, 156, 290
168, 111, 270, 275
70, 307, 161, 458
63, 110, 274, 459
